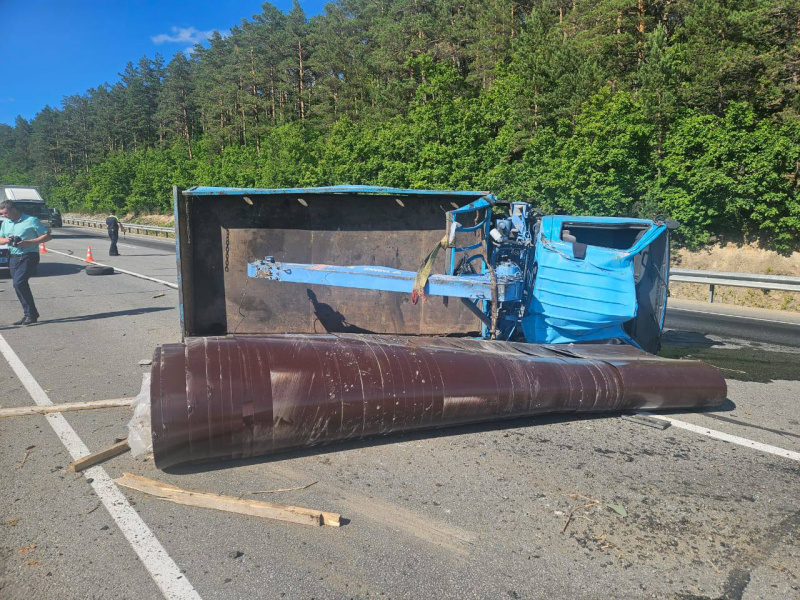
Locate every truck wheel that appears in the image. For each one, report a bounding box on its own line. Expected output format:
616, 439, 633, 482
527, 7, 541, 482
85, 265, 115, 276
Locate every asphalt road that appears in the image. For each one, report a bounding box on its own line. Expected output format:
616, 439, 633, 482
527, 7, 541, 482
0, 226, 798, 600
666, 303, 800, 349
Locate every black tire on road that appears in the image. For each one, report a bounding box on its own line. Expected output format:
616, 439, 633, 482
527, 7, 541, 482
85, 265, 115, 276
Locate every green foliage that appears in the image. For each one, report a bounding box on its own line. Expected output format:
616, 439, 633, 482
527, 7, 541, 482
0, 0, 797, 250
656, 103, 800, 249
85, 153, 135, 213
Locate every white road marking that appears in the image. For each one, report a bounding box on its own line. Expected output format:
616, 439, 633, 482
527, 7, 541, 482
119, 243, 139, 249
639, 412, 800, 462
0, 333, 202, 600
47, 248, 178, 290
669, 307, 800, 327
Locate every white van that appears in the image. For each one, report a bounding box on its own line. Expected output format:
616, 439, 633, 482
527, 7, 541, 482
0, 185, 62, 228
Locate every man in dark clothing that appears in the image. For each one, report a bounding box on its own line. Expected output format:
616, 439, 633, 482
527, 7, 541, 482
0, 200, 52, 325
106, 212, 126, 256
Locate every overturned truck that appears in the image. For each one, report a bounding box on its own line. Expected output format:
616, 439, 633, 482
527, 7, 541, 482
141, 186, 726, 469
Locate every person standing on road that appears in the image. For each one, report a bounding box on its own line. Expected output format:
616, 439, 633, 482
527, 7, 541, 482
106, 211, 126, 256
0, 199, 52, 325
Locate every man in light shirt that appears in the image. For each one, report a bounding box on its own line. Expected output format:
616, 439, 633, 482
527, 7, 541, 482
0, 199, 52, 325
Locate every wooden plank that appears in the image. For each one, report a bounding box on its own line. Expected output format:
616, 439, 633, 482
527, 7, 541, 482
114, 473, 342, 527
69, 440, 130, 472
0, 397, 136, 419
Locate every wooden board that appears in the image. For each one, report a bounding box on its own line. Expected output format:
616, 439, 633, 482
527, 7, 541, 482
0, 397, 135, 419
69, 440, 130, 472
114, 473, 341, 527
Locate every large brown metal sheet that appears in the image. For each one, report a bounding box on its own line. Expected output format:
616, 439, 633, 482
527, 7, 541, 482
180, 192, 482, 337
224, 228, 465, 335
151, 335, 727, 469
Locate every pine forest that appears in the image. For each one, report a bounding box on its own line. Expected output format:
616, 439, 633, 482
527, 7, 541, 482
1, 0, 799, 249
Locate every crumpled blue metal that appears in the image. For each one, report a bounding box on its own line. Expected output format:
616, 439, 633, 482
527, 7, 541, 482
522, 216, 667, 346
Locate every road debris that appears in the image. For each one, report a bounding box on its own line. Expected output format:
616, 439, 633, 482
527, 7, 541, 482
245, 481, 318, 495
152, 293, 166, 299
138, 359, 152, 366
562, 501, 598, 533
606, 503, 628, 517
18, 445, 35, 468
562, 494, 604, 533
69, 439, 130, 472
622, 414, 671, 430
115, 473, 341, 527
0, 397, 135, 419
560, 494, 632, 560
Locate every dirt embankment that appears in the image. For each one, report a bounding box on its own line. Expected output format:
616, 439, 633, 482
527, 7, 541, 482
65, 213, 175, 228
671, 243, 800, 312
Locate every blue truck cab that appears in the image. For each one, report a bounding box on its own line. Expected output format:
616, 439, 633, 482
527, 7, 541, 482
524, 215, 670, 352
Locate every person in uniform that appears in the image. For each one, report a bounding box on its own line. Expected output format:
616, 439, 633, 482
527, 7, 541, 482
106, 211, 126, 256
0, 200, 52, 325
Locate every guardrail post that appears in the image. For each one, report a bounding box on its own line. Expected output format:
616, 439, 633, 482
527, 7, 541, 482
708, 284, 715, 303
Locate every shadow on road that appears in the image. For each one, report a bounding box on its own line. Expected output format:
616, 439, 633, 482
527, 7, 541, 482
34, 262, 85, 277
0, 307, 171, 330
102, 253, 172, 257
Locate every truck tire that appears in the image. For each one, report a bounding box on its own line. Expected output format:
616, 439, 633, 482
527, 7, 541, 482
85, 265, 114, 276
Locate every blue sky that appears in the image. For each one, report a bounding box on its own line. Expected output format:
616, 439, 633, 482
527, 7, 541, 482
0, 1, 325, 126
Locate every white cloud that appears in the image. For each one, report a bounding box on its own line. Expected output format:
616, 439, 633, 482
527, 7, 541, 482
151, 26, 216, 45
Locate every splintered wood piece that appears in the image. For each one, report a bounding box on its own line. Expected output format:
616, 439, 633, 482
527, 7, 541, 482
0, 397, 136, 419
114, 473, 341, 527
70, 440, 130, 472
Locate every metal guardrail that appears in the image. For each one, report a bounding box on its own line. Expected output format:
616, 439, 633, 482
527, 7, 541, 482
63, 217, 174, 238
671, 268, 800, 302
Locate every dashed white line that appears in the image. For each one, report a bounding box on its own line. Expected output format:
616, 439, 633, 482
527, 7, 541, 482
47, 248, 178, 290
639, 412, 800, 462
0, 333, 201, 600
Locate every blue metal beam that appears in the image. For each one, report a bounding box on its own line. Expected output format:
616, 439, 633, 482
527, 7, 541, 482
247, 259, 522, 302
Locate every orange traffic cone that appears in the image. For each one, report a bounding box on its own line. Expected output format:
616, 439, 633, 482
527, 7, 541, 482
39, 243, 48, 254
85, 246, 95, 263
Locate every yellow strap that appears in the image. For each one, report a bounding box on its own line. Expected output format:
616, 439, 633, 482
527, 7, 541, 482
411, 234, 450, 304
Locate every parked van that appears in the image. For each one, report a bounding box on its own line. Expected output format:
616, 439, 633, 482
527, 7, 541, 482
0, 185, 62, 228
